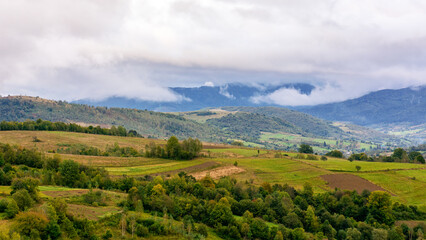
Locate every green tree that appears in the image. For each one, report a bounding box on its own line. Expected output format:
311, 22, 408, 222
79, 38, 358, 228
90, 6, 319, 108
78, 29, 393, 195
12, 212, 49, 238
298, 144, 313, 154
250, 218, 270, 240
5, 199, 19, 218
12, 189, 34, 211
415, 155, 425, 164
59, 160, 80, 187
346, 228, 362, 240
367, 191, 394, 225
283, 213, 303, 229
166, 136, 181, 159
274, 231, 284, 240
356, 165, 361, 172
392, 148, 408, 162
325, 150, 343, 158
10, 177, 40, 201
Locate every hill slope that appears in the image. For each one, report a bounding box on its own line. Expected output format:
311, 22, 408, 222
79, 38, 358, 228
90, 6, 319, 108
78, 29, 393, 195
0, 96, 405, 152
0, 96, 223, 141
299, 86, 426, 126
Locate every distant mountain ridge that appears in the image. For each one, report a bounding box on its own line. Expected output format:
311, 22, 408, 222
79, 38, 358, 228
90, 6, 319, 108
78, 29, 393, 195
298, 86, 426, 126
74, 83, 315, 112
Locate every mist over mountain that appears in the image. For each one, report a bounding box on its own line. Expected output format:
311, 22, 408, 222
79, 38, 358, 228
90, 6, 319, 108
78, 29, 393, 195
74, 83, 315, 112
298, 86, 426, 126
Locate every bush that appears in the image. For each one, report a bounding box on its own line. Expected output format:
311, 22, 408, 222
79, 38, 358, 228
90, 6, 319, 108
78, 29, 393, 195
299, 144, 313, 154
321, 156, 328, 161
148, 222, 166, 235
326, 150, 343, 158
12, 189, 34, 211
196, 224, 208, 237
12, 211, 49, 237
5, 199, 19, 218
0, 199, 8, 212
136, 224, 149, 237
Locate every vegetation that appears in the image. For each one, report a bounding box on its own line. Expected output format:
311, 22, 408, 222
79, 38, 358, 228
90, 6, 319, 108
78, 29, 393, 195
0, 129, 424, 239
0, 119, 136, 137
298, 144, 314, 154
0, 97, 409, 153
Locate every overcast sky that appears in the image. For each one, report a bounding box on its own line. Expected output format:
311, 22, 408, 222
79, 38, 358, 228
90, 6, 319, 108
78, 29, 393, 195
1, 0, 425, 105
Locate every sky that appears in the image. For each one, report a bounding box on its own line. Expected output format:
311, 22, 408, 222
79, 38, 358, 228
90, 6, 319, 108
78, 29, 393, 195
0, 0, 426, 106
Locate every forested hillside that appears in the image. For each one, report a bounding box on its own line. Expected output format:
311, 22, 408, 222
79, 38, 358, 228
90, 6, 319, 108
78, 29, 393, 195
0, 96, 223, 142
300, 86, 426, 126
221, 107, 345, 138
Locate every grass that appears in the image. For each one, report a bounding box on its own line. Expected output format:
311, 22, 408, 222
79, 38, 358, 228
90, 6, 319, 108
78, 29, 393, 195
54, 154, 173, 167
207, 148, 267, 157
214, 157, 331, 191
0, 131, 162, 153
0, 186, 11, 195
356, 171, 426, 212
299, 158, 426, 172
106, 158, 208, 176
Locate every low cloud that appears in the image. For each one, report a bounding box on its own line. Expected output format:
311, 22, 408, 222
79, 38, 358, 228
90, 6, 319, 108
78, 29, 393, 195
0, 0, 425, 102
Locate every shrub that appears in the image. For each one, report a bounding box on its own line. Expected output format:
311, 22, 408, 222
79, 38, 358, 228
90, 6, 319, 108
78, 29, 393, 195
196, 224, 208, 237
12, 211, 49, 237
12, 189, 34, 211
136, 224, 149, 237
5, 199, 19, 218
0, 199, 8, 212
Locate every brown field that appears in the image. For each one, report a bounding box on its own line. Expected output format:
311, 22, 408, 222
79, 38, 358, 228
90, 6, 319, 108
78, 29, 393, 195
321, 174, 389, 193
191, 165, 246, 180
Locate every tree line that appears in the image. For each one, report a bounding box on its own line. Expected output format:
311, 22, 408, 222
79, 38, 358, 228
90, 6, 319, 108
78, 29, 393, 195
298, 144, 425, 164
0, 119, 140, 137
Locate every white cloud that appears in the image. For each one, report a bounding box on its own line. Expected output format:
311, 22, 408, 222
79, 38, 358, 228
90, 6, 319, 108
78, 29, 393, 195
204, 81, 214, 87
219, 85, 235, 99
0, 0, 426, 102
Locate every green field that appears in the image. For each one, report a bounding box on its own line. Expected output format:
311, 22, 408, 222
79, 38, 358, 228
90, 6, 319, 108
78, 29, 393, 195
299, 158, 426, 172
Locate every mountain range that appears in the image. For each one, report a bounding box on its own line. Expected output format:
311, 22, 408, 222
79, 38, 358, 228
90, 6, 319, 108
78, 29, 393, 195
74, 83, 314, 112
0, 95, 406, 152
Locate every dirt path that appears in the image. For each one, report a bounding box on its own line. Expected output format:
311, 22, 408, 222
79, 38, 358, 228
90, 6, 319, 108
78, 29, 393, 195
190, 165, 246, 180
321, 174, 392, 194
151, 161, 220, 177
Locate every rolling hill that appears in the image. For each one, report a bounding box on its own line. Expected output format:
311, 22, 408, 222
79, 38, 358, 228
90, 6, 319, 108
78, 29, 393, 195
0, 96, 405, 152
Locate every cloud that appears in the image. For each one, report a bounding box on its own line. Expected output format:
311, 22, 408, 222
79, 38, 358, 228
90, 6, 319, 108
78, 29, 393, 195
219, 85, 235, 99
0, 0, 426, 102
204, 81, 214, 87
